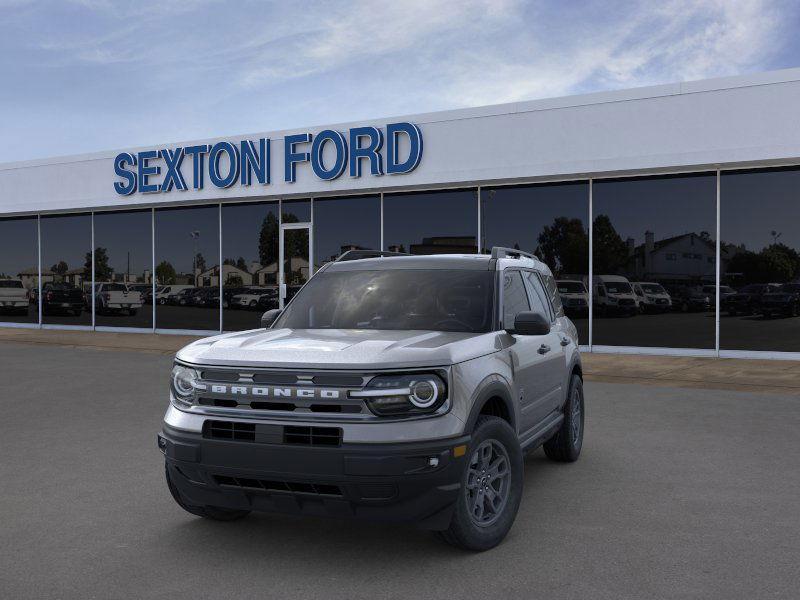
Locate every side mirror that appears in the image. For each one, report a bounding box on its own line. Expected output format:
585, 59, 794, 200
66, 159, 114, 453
260, 308, 282, 329
508, 311, 551, 336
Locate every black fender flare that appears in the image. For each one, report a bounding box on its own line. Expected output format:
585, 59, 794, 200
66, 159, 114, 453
463, 376, 517, 434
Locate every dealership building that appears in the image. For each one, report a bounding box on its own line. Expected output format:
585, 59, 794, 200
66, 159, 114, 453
1, 68, 800, 359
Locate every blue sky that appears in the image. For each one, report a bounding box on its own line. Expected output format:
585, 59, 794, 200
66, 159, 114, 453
1, 0, 798, 163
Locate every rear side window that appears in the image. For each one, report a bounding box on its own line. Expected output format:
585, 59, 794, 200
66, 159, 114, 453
502, 271, 531, 328
522, 272, 551, 320
540, 273, 565, 318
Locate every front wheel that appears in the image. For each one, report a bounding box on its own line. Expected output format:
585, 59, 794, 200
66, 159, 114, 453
543, 374, 584, 462
437, 416, 523, 551
165, 464, 250, 522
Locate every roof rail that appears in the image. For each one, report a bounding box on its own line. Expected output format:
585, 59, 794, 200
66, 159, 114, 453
490, 246, 538, 261
335, 249, 410, 262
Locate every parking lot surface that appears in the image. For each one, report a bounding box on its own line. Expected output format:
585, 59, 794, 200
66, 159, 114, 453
1, 342, 798, 599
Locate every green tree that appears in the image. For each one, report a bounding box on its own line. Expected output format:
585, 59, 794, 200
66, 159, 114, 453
84, 247, 113, 282
592, 215, 629, 274
156, 261, 177, 285
235, 256, 248, 272
258, 213, 279, 267
194, 253, 206, 273
536, 217, 589, 277
51, 261, 68, 276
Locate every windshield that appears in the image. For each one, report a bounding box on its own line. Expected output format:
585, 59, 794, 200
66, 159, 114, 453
275, 269, 495, 333
640, 283, 665, 294
605, 282, 632, 294
557, 281, 585, 294
0, 280, 23, 288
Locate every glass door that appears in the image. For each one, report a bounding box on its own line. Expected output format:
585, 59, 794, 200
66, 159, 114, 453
279, 223, 310, 309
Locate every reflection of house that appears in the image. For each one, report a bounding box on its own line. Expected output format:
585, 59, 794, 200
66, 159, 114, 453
628, 231, 715, 282
17, 267, 54, 290
197, 264, 253, 287
62, 268, 85, 287
254, 262, 278, 286
393, 236, 478, 255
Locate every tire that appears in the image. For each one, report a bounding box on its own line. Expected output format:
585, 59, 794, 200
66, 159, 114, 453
543, 374, 585, 463
437, 416, 523, 551
249, 299, 257, 308
164, 463, 250, 522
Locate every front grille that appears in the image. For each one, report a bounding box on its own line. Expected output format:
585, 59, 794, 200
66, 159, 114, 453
213, 475, 343, 497
284, 426, 342, 447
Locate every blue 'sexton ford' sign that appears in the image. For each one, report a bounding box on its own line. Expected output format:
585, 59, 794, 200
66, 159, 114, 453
113, 122, 423, 196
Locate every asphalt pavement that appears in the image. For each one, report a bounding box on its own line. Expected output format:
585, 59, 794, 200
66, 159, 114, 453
0, 342, 798, 599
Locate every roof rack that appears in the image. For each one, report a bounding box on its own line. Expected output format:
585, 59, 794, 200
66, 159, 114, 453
490, 246, 538, 261
335, 249, 410, 262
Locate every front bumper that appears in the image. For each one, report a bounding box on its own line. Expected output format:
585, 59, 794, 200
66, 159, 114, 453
159, 424, 470, 530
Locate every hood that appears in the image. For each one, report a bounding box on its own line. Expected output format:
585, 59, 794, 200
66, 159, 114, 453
176, 328, 502, 370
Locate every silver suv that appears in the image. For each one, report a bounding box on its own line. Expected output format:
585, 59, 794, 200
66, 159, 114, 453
159, 248, 584, 551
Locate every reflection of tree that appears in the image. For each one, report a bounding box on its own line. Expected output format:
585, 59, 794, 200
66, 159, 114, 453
84, 247, 112, 282
727, 243, 800, 284
592, 214, 629, 274
51, 261, 68, 276
258, 213, 279, 267
156, 261, 177, 285
194, 253, 206, 273
536, 217, 589, 276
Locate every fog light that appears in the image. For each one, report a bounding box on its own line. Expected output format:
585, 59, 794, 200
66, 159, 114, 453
157, 434, 167, 453
428, 457, 439, 468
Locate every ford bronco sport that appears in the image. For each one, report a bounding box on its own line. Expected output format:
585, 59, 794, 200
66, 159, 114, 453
159, 248, 584, 551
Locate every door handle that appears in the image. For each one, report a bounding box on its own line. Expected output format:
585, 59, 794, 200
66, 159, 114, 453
560, 336, 570, 347
538, 344, 551, 355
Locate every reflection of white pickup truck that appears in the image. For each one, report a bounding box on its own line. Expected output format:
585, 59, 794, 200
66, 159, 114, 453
93, 283, 143, 315
0, 279, 30, 314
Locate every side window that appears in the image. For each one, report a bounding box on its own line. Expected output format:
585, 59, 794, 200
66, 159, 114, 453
522, 271, 551, 319
502, 271, 531, 328
540, 272, 564, 318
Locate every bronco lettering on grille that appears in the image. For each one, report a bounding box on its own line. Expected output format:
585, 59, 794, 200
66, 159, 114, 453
209, 385, 341, 400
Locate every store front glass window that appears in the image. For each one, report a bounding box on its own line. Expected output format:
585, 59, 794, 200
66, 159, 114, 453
154, 205, 220, 331
383, 189, 478, 254
313, 195, 380, 267
221, 201, 279, 331
721, 168, 800, 352
481, 182, 589, 344
92, 210, 153, 329
40, 214, 92, 326
0, 217, 39, 324
592, 174, 717, 349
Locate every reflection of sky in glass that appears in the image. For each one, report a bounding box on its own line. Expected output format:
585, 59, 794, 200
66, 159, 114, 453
722, 169, 800, 253
481, 182, 588, 256
593, 174, 716, 246
41, 214, 91, 273
314, 196, 380, 264
0, 218, 37, 277
155, 206, 219, 274
384, 190, 477, 251
93, 210, 151, 279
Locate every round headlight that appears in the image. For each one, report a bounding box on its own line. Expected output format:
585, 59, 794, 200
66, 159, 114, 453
171, 365, 198, 399
409, 379, 439, 408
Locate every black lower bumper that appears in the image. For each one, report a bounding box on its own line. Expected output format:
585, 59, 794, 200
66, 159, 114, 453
159, 424, 470, 530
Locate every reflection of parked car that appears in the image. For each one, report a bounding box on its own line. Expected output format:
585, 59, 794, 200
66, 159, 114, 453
723, 283, 780, 316
631, 282, 672, 313
42, 282, 84, 315
188, 287, 220, 308
701, 285, 736, 303
90, 283, 143, 315
759, 283, 800, 318
669, 286, 711, 312
232, 287, 274, 309
593, 275, 637, 316
255, 290, 279, 312
556, 280, 588, 316
156, 285, 194, 305
168, 287, 198, 306
127, 284, 156, 305
0, 279, 30, 314
222, 287, 248, 309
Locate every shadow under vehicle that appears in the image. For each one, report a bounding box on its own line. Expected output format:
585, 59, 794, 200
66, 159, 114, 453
631, 281, 672, 313
41, 282, 84, 316
0, 279, 30, 315
556, 280, 588, 317
668, 285, 711, 313
759, 283, 800, 318
723, 283, 781, 316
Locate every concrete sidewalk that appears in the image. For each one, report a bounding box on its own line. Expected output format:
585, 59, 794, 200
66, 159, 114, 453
0, 327, 797, 395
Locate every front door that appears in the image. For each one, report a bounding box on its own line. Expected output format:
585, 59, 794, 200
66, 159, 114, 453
279, 223, 311, 309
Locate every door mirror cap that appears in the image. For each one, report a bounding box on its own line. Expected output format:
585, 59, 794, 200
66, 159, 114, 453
508, 311, 551, 336
260, 308, 282, 329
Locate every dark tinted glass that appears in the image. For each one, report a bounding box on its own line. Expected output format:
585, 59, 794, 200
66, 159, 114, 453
93, 210, 152, 329
502, 271, 530, 328
721, 168, 800, 352
282, 199, 311, 222
0, 217, 38, 324
40, 214, 92, 325
155, 205, 219, 331
592, 174, 717, 349
481, 182, 589, 342
383, 190, 478, 255
221, 202, 279, 331
313, 195, 380, 266
275, 270, 495, 332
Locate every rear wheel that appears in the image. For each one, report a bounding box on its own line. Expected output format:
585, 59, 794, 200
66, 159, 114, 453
543, 374, 584, 463
437, 416, 523, 551
165, 464, 250, 521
